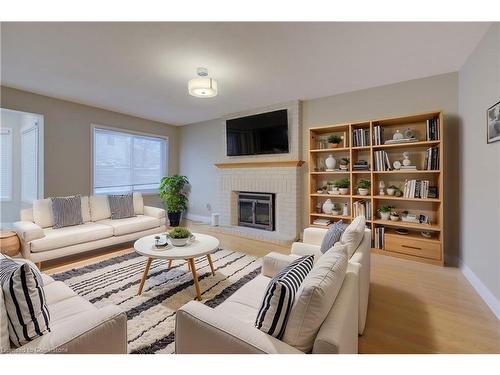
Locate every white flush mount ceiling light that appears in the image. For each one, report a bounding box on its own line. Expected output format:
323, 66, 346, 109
188, 67, 218, 98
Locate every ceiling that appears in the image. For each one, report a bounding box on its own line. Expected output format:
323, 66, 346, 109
0, 22, 491, 125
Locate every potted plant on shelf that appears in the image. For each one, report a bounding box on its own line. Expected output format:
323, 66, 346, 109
387, 185, 397, 196
390, 210, 400, 221
331, 203, 342, 215
166, 227, 194, 247
327, 181, 338, 195
357, 179, 371, 196
159, 175, 189, 227
339, 157, 350, 171
335, 178, 350, 195
394, 186, 403, 197
377, 205, 393, 220
327, 134, 342, 148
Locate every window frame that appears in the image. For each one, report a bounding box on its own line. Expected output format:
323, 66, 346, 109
21, 124, 40, 204
0, 127, 13, 202
90, 124, 169, 196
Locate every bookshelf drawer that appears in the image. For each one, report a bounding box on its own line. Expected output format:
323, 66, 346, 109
384, 234, 441, 260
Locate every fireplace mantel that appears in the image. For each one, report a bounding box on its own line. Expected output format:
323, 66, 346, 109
214, 160, 305, 169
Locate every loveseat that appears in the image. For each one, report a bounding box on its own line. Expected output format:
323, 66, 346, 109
13, 193, 166, 266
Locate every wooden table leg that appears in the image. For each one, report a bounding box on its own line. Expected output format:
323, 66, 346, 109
207, 254, 215, 276
138, 258, 152, 295
188, 258, 201, 301
167, 259, 172, 270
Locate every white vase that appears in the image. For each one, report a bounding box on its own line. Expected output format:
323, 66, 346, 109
339, 188, 349, 195
380, 212, 390, 220
325, 155, 336, 171
322, 199, 334, 214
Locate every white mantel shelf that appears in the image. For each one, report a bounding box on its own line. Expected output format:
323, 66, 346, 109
214, 160, 305, 169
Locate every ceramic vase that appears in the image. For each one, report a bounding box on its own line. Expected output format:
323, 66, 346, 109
322, 199, 334, 214
325, 155, 336, 170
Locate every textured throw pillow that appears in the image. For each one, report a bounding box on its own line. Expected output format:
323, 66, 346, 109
0, 255, 51, 347
51, 195, 83, 229
320, 220, 347, 253
283, 244, 348, 352
255, 255, 314, 339
108, 193, 135, 220
340, 215, 366, 258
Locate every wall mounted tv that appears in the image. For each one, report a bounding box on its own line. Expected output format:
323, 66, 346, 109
226, 109, 289, 156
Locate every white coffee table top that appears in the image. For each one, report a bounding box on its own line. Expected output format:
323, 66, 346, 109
134, 232, 220, 260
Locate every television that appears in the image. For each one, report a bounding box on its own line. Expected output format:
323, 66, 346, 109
226, 109, 289, 156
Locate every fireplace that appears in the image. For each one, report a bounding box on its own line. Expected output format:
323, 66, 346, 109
237, 192, 275, 231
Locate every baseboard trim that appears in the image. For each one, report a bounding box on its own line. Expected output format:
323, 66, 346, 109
184, 213, 210, 224
460, 262, 500, 320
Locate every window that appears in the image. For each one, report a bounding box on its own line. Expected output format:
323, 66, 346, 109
21, 126, 39, 203
0, 128, 12, 201
92, 126, 168, 195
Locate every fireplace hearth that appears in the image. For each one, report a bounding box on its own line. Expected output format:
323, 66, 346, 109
237, 192, 275, 231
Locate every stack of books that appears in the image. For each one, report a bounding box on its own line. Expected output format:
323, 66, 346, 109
403, 179, 434, 199
400, 165, 417, 170
426, 117, 440, 141
353, 200, 371, 220
352, 128, 370, 147
374, 227, 385, 249
373, 125, 384, 145
374, 151, 392, 171
312, 218, 331, 226
424, 146, 439, 170
352, 160, 370, 171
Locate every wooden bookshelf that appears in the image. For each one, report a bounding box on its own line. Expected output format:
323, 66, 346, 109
308, 111, 444, 266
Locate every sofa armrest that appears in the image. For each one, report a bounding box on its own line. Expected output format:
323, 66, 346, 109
261, 252, 300, 278
13, 221, 45, 243
290, 242, 322, 260
13, 305, 127, 354
175, 301, 303, 354
143, 205, 166, 219
302, 227, 328, 246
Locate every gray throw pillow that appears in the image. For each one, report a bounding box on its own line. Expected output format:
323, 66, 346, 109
320, 220, 347, 253
51, 195, 83, 229
108, 193, 135, 220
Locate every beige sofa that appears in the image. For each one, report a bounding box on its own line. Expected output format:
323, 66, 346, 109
175, 227, 371, 354
13, 193, 166, 265
0, 260, 127, 354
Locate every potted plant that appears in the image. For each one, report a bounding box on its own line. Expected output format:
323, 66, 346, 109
159, 175, 189, 227
387, 185, 397, 196
334, 178, 350, 195
327, 134, 342, 148
357, 179, 371, 196
327, 181, 338, 195
166, 227, 194, 247
390, 210, 400, 221
394, 186, 403, 197
378, 205, 393, 220
339, 157, 350, 171
331, 204, 341, 215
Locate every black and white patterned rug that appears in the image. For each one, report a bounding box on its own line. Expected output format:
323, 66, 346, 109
52, 249, 262, 354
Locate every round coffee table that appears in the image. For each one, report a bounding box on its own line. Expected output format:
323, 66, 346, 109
134, 233, 220, 300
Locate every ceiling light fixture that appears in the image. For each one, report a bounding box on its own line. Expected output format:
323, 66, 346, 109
188, 67, 218, 98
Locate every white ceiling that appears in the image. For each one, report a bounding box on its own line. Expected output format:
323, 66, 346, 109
0, 22, 491, 125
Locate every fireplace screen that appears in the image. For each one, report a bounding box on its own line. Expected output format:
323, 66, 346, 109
237, 192, 275, 231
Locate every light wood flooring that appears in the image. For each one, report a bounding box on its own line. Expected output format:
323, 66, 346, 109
42, 220, 500, 354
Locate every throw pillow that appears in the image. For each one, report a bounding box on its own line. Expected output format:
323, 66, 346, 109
108, 193, 135, 220
340, 215, 366, 258
320, 220, 347, 253
255, 255, 314, 339
283, 244, 348, 352
0, 255, 51, 347
51, 195, 83, 229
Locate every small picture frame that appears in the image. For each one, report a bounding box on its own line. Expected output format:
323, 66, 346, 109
487, 100, 500, 144
419, 214, 430, 225
428, 187, 438, 199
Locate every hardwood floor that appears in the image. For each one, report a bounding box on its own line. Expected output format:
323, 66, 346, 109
43, 220, 500, 353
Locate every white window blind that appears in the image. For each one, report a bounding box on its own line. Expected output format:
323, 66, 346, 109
0, 128, 13, 201
21, 126, 39, 203
93, 127, 168, 195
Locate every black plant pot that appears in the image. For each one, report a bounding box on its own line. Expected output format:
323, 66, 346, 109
167, 212, 182, 227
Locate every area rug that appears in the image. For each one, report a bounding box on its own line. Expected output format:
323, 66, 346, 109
52, 249, 262, 354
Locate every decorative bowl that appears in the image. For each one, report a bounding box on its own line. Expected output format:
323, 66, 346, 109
168, 235, 195, 247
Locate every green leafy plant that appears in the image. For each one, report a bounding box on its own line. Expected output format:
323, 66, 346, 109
377, 205, 393, 213
159, 175, 189, 213
168, 227, 192, 239
327, 134, 342, 144
334, 178, 350, 189
340, 157, 350, 165
357, 179, 371, 189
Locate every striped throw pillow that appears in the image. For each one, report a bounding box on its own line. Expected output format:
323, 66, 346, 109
255, 255, 314, 339
0, 255, 50, 347
108, 193, 135, 220
51, 195, 83, 229
320, 219, 347, 253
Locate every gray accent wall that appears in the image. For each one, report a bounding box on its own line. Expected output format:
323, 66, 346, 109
1, 86, 179, 209
458, 23, 500, 309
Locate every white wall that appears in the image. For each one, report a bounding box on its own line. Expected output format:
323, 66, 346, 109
458, 23, 500, 317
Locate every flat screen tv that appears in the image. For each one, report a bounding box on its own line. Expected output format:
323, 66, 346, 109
226, 109, 289, 156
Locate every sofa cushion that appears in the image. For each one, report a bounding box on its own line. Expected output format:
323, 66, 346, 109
89, 195, 111, 221
43, 281, 78, 305
133, 192, 144, 215
33, 198, 54, 228
320, 220, 347, 253
224, 274, 271, 309
97, 215, 160, 236
30, 222, 114, 253
51, 195, 84, 229
215, 301, 259, 326
0, 255, 51, 347
255, 255, 314, 339
283, 244, 348, 353
340, 215, 366, 258
108, 193, 135, 220
48, 295, 96, 325
81, 196, 91, 222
